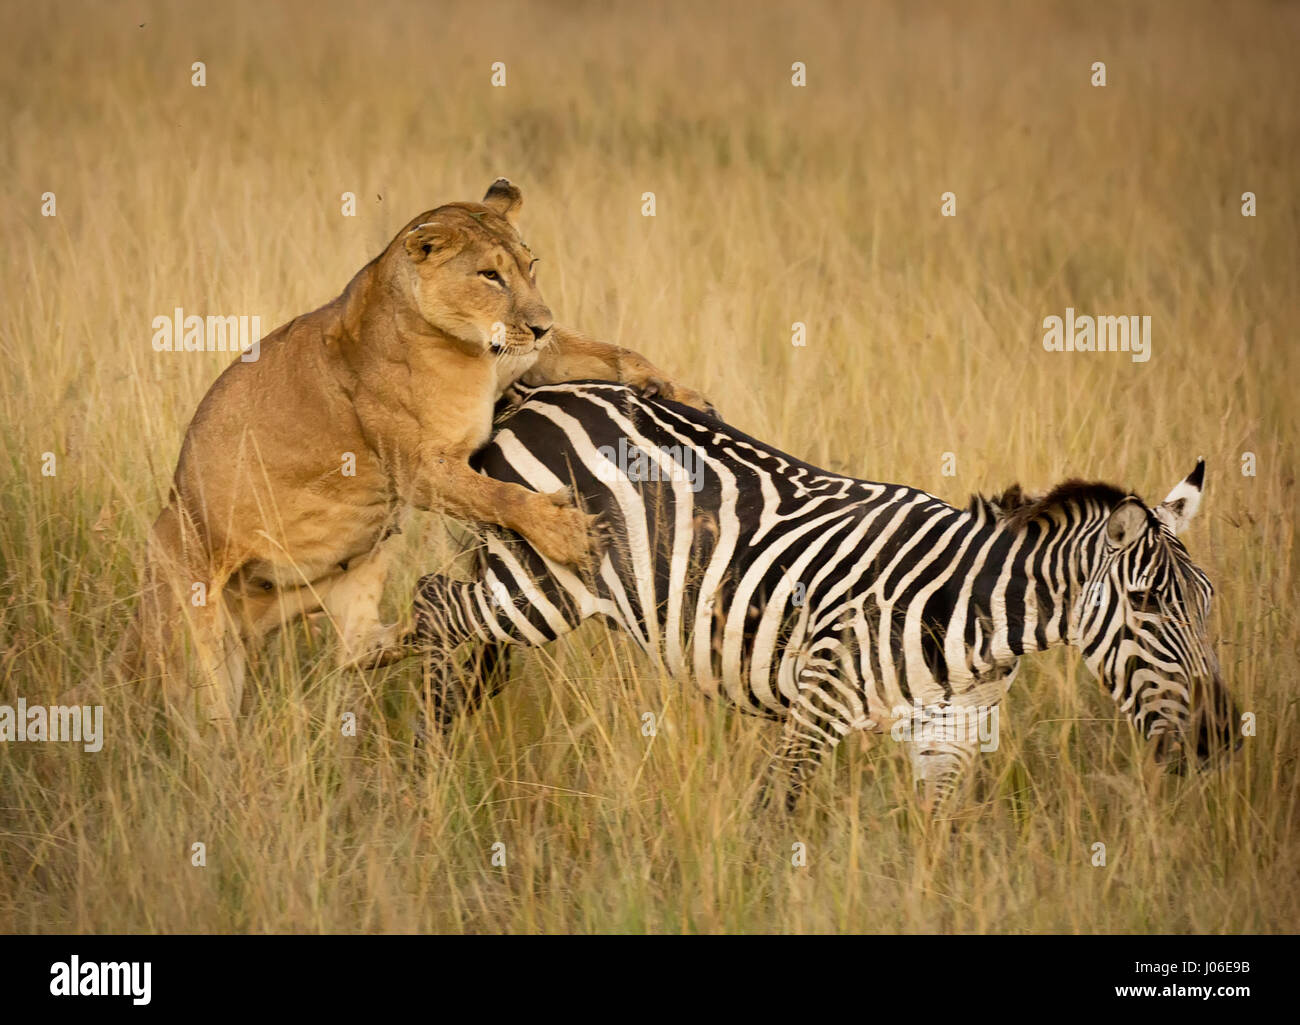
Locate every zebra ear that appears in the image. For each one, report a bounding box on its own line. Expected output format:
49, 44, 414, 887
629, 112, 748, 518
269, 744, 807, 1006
1105, 498, 1150, 550
1155, 458, 1205, 536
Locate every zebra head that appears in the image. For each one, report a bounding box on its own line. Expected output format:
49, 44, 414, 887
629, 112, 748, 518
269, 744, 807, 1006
1075, 459, 1238, 771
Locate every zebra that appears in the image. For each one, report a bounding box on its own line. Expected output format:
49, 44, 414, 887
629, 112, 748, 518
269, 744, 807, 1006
414, 381, 1238, 810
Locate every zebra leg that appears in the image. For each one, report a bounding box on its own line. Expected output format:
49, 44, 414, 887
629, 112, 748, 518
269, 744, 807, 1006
414, 566, 583, 733
471, 638, 512, 703
415, 573, 497, 732
757, 695, 846, 813
902, 703, 989, 811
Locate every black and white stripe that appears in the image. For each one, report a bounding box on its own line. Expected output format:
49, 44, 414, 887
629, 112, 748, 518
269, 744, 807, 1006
415, 382, 1236, 809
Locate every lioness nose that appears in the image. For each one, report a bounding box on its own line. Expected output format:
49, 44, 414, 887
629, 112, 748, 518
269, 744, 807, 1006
529, 323, 551, 341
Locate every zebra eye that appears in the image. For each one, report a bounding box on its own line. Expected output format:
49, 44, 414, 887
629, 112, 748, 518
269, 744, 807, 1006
1128, 590, 1161, 614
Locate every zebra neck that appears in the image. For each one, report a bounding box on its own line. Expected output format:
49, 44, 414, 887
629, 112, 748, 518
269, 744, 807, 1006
955, 508, 1108, 673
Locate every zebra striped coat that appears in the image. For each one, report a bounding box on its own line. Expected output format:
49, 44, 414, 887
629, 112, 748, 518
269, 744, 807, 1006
415, 382, 1235, 809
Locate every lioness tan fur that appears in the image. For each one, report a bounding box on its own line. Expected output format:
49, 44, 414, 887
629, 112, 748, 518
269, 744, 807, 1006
118, 178, 711, 737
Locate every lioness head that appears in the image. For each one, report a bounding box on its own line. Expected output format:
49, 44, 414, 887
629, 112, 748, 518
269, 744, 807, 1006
393, 178, 553, 357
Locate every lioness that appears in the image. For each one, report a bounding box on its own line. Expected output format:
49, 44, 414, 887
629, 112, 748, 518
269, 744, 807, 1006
120, 178, 711, 736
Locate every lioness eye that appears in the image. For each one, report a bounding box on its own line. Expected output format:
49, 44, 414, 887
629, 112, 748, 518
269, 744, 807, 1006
479, 270, 503, 284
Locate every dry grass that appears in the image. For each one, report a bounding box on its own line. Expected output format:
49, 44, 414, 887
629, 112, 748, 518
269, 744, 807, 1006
1, 0, 1297, 933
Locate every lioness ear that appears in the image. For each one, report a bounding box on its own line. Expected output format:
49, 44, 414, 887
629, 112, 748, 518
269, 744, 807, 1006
1105, 498, 1150, 550
403, 222, 456, 263
482, 177, 524, 225
1155, 458, 1205, 536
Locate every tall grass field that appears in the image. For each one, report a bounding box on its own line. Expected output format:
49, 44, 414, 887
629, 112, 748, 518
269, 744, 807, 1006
1, 0, 1297, 933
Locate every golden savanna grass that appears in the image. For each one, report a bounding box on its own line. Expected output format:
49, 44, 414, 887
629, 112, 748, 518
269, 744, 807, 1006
1, 0, 1297, 932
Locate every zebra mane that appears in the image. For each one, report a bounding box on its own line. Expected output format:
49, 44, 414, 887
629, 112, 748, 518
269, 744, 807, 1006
977, 479, 1134, 530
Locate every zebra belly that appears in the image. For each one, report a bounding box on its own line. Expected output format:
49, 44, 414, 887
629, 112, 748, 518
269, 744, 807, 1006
590, 571, 798, 721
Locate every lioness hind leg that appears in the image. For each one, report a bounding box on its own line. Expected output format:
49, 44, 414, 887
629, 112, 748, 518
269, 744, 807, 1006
114, 504, 190, 688
129, 504, 246, 740
318, 542, 411, 670
167, 574, 246, 738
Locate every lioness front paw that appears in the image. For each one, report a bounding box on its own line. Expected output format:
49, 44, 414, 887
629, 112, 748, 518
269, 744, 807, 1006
337, 623, 416, 671
638, 378, 719, 417
674, 385, 720, 418
525, 491, 599, 566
